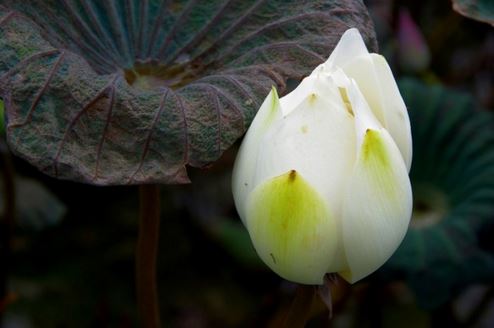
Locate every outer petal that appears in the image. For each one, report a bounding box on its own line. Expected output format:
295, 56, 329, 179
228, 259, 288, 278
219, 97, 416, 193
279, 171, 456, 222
345, 79, 382, 146
322, 28, 369, 71
278, 76, 317, 116
340, 54, 412, 170
246, 170, 337, 285
370, 54, 412, 171
322, 28, 412, 171
254, 91, 355, 227
232, 87, 281, 223
246, 81, 356, 278
339, 128, 412, 283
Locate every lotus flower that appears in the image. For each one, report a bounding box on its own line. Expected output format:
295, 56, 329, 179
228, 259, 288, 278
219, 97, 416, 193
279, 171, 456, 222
232, 28, 413, 285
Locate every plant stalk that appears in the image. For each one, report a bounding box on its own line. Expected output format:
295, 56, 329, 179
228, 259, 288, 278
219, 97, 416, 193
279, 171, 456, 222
282, 284, 316, 328
0, 144, 15, 322
136, 184, 161, 328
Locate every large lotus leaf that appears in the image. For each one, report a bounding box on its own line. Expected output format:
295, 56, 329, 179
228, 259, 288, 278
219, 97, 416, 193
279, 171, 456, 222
0, 1, 376, 185
452, 0, 494, 25
382, 79, 494, 309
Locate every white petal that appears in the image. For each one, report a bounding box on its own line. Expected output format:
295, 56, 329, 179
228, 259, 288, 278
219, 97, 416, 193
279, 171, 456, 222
339, 128, 412, 283
245, 170, 337, 284
337, 53, 412, 171
279, 73, 342, 116
323, 28, 369, 72
232, 87, 282, 223
370, 54, 412, 171
345, 79, 382, 150
279, 76, 316, 116
255, 90, 356, 224
337, 53, 386, 125
249, 91, 355, 274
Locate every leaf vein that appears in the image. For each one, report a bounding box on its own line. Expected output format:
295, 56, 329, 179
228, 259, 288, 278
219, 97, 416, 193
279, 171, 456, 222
193, 82, 245, 131
192, 83, 222, 157
170, 89, 189, 164
156, 0, 199, 59
136, 0, 149, 58
0, 49, 61, 83
191, 0, 268, 62
128, 88, 170, 184
93, 83, 117, 180
10, 51, 66, 130
61, 0, 122, 68
52, 75, 118, 177
164, 0, 234, 65
145, 0, 171, 58
0, 10, 14, 26
79, 0, 122, 61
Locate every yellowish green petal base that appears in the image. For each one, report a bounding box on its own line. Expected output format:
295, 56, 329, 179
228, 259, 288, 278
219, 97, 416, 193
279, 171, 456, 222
246, 170, 338, 285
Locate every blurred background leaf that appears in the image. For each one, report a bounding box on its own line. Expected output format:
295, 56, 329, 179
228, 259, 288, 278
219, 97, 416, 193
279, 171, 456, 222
0, 175, 66, 231
452, 0, 494, 26
381, 78, 494, 309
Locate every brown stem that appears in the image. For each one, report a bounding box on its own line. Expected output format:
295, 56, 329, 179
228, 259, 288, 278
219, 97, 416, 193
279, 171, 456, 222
282, 285, 316, 328
0, 143, 15, 322
136, 184, 161, 328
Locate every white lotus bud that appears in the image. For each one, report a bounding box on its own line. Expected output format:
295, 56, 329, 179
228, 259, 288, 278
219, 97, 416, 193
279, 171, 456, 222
232, 28, 413, 285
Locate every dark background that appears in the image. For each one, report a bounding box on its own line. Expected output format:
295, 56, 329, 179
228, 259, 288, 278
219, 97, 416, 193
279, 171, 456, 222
1, 0, 493, 327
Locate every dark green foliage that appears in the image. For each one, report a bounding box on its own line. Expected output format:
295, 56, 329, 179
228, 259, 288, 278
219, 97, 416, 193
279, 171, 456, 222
453, 0, 494, 25
383, 79, 494, 308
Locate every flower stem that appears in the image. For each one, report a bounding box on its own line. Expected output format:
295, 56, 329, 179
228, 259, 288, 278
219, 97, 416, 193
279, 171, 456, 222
0, 144, 15, 323
136, 184, 161, 328
282, 284, 316, 328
